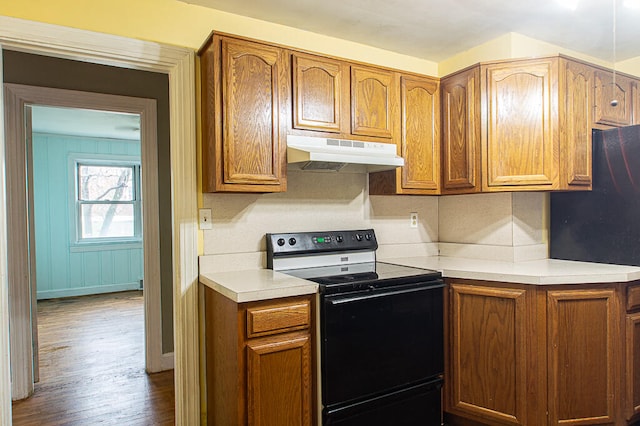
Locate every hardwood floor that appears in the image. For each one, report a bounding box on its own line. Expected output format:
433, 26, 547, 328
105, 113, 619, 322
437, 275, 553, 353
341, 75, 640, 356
11, 291, 175, 425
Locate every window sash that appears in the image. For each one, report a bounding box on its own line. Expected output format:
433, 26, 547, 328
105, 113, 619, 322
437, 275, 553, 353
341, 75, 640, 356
75, 161, 142, 242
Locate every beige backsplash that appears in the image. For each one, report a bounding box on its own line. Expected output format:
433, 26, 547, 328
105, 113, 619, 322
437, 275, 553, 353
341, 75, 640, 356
199, 170, 549, 272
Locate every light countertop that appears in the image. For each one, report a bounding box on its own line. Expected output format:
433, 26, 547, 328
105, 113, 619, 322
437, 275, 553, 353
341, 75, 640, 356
199, 256, 640, 303
378, 256, 640, 285
199, 269, 318, 303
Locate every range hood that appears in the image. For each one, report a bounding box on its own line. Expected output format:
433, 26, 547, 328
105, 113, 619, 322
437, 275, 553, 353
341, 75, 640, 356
287, 135, 404, 172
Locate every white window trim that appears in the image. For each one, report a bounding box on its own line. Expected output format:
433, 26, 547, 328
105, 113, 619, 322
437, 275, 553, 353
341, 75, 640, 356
67, 153, 142, 247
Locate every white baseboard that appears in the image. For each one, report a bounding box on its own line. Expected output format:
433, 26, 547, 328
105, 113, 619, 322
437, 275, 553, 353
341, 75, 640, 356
160, 352, 174, 371
36, 282, 141, 300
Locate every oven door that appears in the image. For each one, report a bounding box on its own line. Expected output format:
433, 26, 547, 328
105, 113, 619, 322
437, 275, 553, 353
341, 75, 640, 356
321, 280, 444, 408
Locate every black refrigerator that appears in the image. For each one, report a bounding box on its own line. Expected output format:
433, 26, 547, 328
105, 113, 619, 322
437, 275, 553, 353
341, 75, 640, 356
551, 125, 640, 266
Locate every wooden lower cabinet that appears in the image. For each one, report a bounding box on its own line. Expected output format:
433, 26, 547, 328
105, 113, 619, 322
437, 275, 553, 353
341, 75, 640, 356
204, 287, 314, 426
626, 312, 640, 422
446, 279, 632, 426
447, 282, 536, 425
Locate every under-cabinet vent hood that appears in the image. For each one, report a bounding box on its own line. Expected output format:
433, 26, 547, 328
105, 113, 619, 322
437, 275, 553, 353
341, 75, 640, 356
287, 135, 404, 172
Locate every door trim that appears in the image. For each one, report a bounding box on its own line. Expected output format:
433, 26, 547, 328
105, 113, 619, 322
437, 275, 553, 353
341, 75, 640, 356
4, 84, 164, 391
0, 15, 198, 425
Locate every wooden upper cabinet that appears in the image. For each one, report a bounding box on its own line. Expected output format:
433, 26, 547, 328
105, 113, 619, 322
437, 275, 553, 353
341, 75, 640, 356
482, 58, 559, 190
292, 52, 348, 133
351, 65, 398, 139
400, 75, 440, 192
369, 74, 439, 195
441, 66, 481, 194
632, 81, 640, 126
594, 69, 633, 127
199, 34, 288, 192
559, 59, 593, 190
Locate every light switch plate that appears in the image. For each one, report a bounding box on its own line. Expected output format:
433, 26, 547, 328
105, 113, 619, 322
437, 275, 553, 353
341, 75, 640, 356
199, 208, 213, 230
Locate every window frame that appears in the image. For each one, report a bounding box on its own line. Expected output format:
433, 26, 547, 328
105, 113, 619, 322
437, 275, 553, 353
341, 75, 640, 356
69, 154, 142, 248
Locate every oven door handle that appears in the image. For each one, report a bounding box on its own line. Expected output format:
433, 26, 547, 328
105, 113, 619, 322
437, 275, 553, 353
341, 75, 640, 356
326, 282, 444, 305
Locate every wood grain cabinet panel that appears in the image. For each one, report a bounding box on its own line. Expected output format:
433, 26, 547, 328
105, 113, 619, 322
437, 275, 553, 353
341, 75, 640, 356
441, 66, 481, 194
369, 74, 440, 195
627, 312, 640, 421
483, 59, 558, 190
445, 280, 638, 426
594, 69, 633, 127
440, 56, 594, 194
448, 283, 530, 425
247, 334, 312, 426
204, 288, 314, 426
199, 34, 288, 192
633, 81, 640, 126
292, 53, 347, 133
547, 288, 621, 425
246, 300, 311, 338
351, 65, 397, 139
400, 75, 440, 192
560, 58, 593, 190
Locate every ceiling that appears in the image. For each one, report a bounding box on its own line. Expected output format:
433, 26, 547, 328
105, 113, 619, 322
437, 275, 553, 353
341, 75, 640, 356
31, 106, 141, 141
183, 0, 640, 63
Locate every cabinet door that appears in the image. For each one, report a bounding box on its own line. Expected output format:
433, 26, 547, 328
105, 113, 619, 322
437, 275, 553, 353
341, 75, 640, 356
627, 312, 640, 421
246, 333, 312, 426
633, 80, 640, 126
201, 36, 287, 192
561, 59, 593, 189
292, 53, 347, 133
400, 75, 440, 192
448, 283, 530, 425
594, 70, 633, 127
547, 288, 622, 425
441, 66, 481, 194
351, 65, 397, 139
483, 59, 558, 190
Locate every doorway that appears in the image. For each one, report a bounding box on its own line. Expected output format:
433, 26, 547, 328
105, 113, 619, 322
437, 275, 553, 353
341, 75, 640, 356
4, 84, 165, 399
0, 17, 199, 424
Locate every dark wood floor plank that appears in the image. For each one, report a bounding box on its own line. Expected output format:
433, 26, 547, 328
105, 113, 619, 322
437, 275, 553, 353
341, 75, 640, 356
12, 291, 175, 425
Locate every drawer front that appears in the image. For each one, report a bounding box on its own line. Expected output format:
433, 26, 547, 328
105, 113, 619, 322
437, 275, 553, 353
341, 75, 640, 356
247, 300, 311, 338
628, 285, 640, 312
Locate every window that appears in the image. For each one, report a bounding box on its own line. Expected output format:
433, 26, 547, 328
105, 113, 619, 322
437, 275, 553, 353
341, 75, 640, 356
75, 162, 141, 242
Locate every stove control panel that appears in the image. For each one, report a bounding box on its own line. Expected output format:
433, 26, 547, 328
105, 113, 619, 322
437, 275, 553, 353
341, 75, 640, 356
266, 229, 378, 264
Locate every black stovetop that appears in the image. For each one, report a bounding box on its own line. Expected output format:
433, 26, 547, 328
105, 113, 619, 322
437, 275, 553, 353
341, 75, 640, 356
280, 261, 441, 294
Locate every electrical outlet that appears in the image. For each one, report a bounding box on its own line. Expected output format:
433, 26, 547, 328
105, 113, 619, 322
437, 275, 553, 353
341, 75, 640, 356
199, 208, 213, 230
410, 212, 418, 228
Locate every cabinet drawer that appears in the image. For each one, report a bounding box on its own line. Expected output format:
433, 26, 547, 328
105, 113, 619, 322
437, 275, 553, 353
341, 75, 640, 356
247, 300, 311, 338
628, 285, 640, 311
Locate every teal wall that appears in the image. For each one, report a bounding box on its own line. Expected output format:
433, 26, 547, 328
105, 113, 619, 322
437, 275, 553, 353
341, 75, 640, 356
32, 132, 142, 300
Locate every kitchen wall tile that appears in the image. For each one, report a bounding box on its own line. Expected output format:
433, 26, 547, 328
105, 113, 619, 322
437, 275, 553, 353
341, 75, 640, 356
439, 242, 518, 261
512, 192, 547, 246
202, 171, 368, 254
439, 192, 514, 245
368, 195, 438, 245
376, 243, 439, 260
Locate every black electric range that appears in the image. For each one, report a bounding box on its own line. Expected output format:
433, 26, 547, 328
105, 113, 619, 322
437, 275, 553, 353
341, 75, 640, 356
266, 229, 444, 426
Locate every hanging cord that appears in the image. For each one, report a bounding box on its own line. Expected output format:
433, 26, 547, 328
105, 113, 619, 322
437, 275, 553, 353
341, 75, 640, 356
611, 0, 619, 107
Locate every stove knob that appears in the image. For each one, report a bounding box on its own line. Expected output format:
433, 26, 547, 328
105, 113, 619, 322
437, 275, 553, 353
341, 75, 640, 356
365, 233, 372, 241
355, 234, 363, 242
288, 237, 297, 246
277, 238, 285, 246
336, 235, 344, 243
